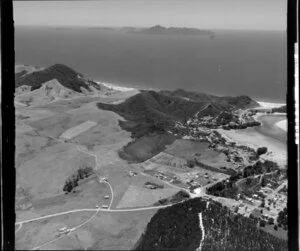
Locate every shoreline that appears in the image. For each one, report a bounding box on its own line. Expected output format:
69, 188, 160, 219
96, 80, 286, 106
96, 81, 138, 92
256, 101, 285, 108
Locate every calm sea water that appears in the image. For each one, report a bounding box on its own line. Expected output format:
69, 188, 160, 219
15, 27, 287, 102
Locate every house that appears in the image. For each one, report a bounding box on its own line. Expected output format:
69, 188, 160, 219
58, 227, 67, 232
102, 205, 109, 209
104, 195, 109, 199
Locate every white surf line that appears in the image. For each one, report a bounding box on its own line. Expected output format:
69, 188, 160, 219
197, 212, 205, 251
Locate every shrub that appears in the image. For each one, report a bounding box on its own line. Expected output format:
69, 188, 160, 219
268, 218, 274, 225
259, 220, 266, 227
257, 147, 268, 156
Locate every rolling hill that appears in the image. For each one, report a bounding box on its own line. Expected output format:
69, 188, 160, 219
97, 90, 258, 138
15, 64, 102, 93
161, 89, 259, 109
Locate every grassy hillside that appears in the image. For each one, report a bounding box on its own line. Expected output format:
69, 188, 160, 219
97, 90, 258, 140
134, 198, 287, 251
97, 90, 233, 138
161, 89, 259, 109
15, 64, 101, 93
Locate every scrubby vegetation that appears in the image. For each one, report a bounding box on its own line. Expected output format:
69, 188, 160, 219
144, 182, 164, 189
153, 190, 190, 206
257, 147, 268, 156
277, 207, 288, 230
118, 133, 177, 162
15, 64, 101, 92
135, 198, 287, 250
97, 90, 258, 140
161, 89, 259, 109
207, 160, 281, 199
271, 105, 286, 113
243, 160, 279, 178
63, 166, 94, 193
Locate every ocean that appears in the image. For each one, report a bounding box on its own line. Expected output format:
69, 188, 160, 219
15, 27, 287, 102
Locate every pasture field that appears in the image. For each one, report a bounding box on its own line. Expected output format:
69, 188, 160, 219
164, 139, 230, 168
41, 210, 157, 250
31, 178, 109, 217
16, 143, 97, 221
116, 185, 179, 208
97, 158, 180, 209
142, 152, 188, 170
60, 120, 97, 139
15, 211, 95, 250
120, 133, 177, 162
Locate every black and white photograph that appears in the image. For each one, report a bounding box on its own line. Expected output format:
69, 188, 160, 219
4, 0, 294, 249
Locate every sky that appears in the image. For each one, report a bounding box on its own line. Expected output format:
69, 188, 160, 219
14, 0, 287, 30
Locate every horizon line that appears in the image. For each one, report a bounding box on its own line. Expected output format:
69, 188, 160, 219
14, 24, 286, 32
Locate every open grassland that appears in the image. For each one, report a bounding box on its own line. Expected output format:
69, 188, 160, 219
119, 133, 177, 162
16, 108, 56, 123
117, 184, 179, 209
60, 120, 97, 140
31, 178, 109, 216
116, 185, 176, 209
142, 152, 188, 170
16, 143, 97, 221
15, 211, 95, 250
97, 158, 180, 209
41, 210, 157, 250
16, 143, 95, 200
165, 139, 230, 168
15, 132, 56, 168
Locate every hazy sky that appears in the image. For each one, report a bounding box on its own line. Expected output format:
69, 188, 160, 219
14, 0, 286, 30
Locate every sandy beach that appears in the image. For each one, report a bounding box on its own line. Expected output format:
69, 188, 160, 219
275, 119, 287, 132
257, 101, 285, 108
218, 114, 287, 168
97, 81, 137, 92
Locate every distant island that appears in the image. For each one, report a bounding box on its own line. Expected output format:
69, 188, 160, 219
128, 25, 214, 36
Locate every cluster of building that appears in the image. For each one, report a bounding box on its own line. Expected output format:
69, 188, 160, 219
153, 171, 178, 184
95, 195, 110, 209
56, 227, 75, 237
128, 171, 138, 177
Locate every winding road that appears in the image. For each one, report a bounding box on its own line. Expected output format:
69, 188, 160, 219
17, 143, 182, 250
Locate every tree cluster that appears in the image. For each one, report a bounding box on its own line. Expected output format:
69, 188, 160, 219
277, 207, 288, 230
63, 166, 94, 193
256, 147, 268, 156
135, 197, 287, 251
243, 160, 279, 178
